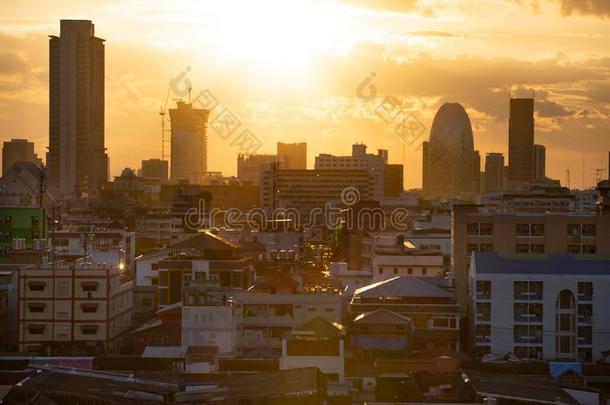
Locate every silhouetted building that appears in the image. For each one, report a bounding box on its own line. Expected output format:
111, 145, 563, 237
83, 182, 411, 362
423, 103, 476, 199
2, 139, 41, 175
508, 97, 534, 185
533, 144, 546, 182
484, 153, 504, 192
48, 20, 108, 194
237, 154, 286, 185
170, 101, 209, 184
277, 142, 306, 169
472, 150, 481, 194
383, 164, 403, 197
315, 144, 388, 199
141, 158, 168, 180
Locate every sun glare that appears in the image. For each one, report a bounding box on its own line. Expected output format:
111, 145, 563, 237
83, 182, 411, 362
209, 0, 357, 78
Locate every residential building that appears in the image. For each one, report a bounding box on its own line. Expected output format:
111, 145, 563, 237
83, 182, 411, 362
182, 280, 237, 356
350, 276, 460, 353
170, 101, 209, 184
0, 266, 21, 350
315, 144, 387, 198
237, 153, 285, 185
133, 302, 181, 354
348, 309, 413, 359
141, 159, 168, 180
18, 262, 132, 354
470, 252, 610, 362
48, 20, 108, 194
0, 207, 46, 255
277, 142, 306, 169
508, 97, 534, 186
451, 202, 610, 314
2, 139, 41, 175
280, 316, 346, 383
234, 277, 343, 352
259, 166, 373, 215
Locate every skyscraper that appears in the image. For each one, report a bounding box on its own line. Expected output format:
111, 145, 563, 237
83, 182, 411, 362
423, 103, 476, 199
169, 101, 209, 184
2, 139, 42, 175
533, 144, 546, 182
484, 153, 505, 192
277, 142, 306, 169
48, 20, 108, 194
508, 97, 534, 185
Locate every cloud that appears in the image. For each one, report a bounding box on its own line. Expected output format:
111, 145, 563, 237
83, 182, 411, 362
0, 51, 28, 74
536, 99, 574, 117
343, 0, 419, 12
556, 0, 610, 17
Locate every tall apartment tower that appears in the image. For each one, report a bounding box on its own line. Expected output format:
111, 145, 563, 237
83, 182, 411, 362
533, 144, 546, 182
2, 139, 42, 175
484, 153, 505, 192
277, 142, 306, 169
508, 97, 534, 185
48, 20, 108, 194
169, 101, 209, 184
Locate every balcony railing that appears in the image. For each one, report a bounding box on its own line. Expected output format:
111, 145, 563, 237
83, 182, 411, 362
514, 335, 543, 344
514, 313, 543, 322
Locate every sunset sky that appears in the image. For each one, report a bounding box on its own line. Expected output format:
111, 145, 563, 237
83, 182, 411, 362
1, 0, 609, 189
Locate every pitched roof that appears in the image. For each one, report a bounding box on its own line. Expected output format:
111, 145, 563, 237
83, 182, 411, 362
473, 252, 610, 275
462, 369, 579, 404
354, 276, 454, 298
171, 231, 240, 251
293, 316, 345, 337
353, 309, 412, 325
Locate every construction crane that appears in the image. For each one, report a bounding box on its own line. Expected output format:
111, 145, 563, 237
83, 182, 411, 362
159, 79, 173, 161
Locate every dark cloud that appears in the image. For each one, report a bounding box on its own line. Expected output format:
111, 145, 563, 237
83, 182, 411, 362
536, 99, 574, 117
556, 0, 610, 17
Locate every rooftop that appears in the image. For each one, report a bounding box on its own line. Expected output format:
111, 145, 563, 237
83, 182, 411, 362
354, 276, 454, 299
472, 252, 610, 275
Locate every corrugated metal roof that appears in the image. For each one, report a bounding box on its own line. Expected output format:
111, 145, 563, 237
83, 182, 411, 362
354, 276, 454, 298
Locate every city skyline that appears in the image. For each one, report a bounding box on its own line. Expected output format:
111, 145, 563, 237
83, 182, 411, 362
1, 0, 610, 190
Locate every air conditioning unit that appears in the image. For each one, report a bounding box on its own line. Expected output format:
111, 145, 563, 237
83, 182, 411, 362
12, 238, 26, 251
33, 238, 46, 251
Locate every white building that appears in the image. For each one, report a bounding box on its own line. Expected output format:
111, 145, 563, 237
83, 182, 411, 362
470, 252, 610, 362
315, 143, 387, 199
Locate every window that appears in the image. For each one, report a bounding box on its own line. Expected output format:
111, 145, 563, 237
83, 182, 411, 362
516, 244, 529, 253
28, 324, 45, 335
422, 267, 427, 275
433, 318, 449, 328
559, 314, 573, 331
559, 289, 575, 309
558, 335, 573, 354
480, 223, 493, 236
393, 267, 398, 275
378, 268, 383, 274
582, 224, 596, 237
81, 325, 98, 335
81, 281, 99, 292
28, 281, 46, 291
81, 303, 98, 313
578, 282, 593, 300
28, 303, 45, 313
407, 268, 413, 275
476, 280, 491, 299
531, 244, 544, 253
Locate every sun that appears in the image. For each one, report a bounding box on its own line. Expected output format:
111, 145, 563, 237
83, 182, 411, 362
209, 0, 357, 78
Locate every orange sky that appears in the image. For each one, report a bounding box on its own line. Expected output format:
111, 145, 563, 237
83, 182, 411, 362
1, 0, 609, 189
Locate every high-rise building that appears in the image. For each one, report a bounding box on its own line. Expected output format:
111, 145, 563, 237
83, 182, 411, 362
237, 154, 286, 185
48, 20, 108, 194
472, 150, 481, 194
2, 139, 41, 175
170, 101, 209, 184
315, 144, 387, 199
423, 103, 476, 199
383, 164, 403, 197
533, 144, 546, 182
484, 153, 505, 192
141, 159, 168, 180
508, 97, 534, 185
277, 142, 306, 169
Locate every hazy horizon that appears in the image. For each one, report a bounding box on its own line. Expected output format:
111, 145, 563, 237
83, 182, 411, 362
1, 0, 609, 189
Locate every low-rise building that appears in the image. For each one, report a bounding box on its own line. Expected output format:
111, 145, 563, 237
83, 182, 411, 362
470, 252, 610, 362
350, 276, 459, 353
18, 262, 132, 355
